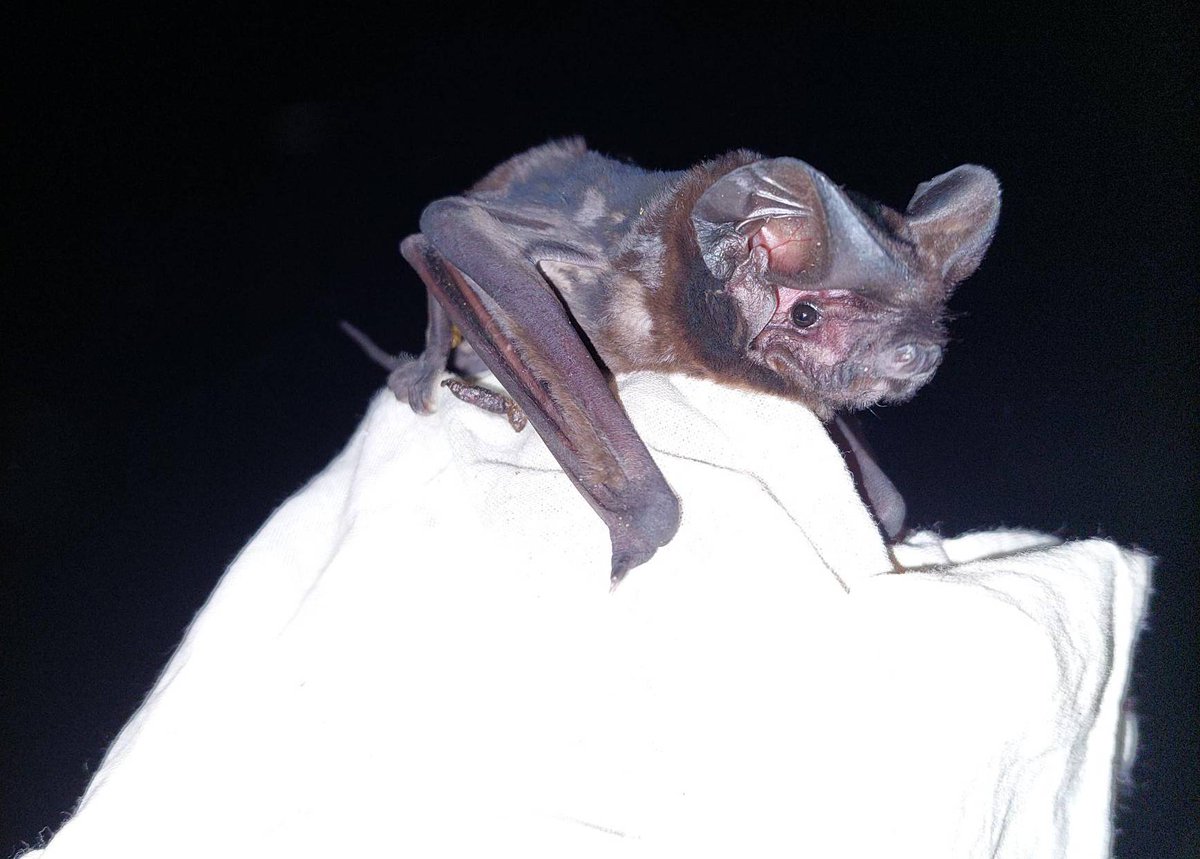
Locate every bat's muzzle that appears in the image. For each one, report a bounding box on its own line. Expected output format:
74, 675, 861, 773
885, 342, 942, 379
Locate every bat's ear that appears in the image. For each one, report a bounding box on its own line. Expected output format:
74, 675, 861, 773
905, 165, 1001, 287
691, 158, 828, 281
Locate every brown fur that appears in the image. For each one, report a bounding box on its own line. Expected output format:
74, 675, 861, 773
604, 152, 758, 365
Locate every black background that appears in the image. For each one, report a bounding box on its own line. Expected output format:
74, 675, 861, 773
4, 5, 1196, 857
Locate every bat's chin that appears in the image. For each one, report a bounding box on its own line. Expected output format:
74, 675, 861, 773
822, 375, 924, 411
856, 375, 929, 407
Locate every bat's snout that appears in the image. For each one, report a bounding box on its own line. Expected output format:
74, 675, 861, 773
885, 342, 942, 379
854, 341, 944, 408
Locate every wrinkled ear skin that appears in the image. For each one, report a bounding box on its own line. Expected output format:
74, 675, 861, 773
905, 165, 1001, 287
691, 158, 829, 281
692, 158, 1001, 295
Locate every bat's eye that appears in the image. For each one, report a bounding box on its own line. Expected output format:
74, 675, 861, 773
790, 303, 820, 329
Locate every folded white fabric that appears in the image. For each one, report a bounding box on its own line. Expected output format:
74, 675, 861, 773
29, 374, 1151, 858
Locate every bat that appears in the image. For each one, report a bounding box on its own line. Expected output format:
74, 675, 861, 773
346, 139, 1000, 583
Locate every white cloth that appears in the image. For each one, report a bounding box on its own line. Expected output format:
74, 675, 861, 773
28, 373, 1151, 858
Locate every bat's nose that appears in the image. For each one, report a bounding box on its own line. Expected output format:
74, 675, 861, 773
887, 342, 942, 378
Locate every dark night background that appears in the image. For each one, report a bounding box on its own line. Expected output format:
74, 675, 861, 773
3, 5, 1195, 857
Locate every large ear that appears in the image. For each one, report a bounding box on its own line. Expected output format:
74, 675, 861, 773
691, 158, 829, 281
905, 165, 1001, 287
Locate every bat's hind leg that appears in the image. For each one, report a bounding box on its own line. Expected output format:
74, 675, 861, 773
400, 287, 457, 412
339, 284, 454, 414
399, 233, 529, 430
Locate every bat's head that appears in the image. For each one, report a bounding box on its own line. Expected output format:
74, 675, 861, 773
691, 158, 1000, 414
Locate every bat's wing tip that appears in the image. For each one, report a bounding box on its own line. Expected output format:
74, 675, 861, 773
609, 549, 650, 589
606, 489, 681, 588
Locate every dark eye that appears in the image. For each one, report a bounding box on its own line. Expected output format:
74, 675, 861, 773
790, 303, 820, 329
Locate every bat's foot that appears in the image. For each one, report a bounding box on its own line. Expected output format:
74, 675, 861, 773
340, 320, 443, 414
441, 378, 527, 432
387, 356, 444, 414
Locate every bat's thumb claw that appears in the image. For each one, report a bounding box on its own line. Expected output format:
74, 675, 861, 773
607, 489, 681, 588
608, 540, 660, 589
609, 554, 639, 590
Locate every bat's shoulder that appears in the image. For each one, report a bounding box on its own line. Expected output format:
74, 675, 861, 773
472, 139, 674, 203
470, 137, 595, 194
471, 142, 772, 200
453, 140, 683, 243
